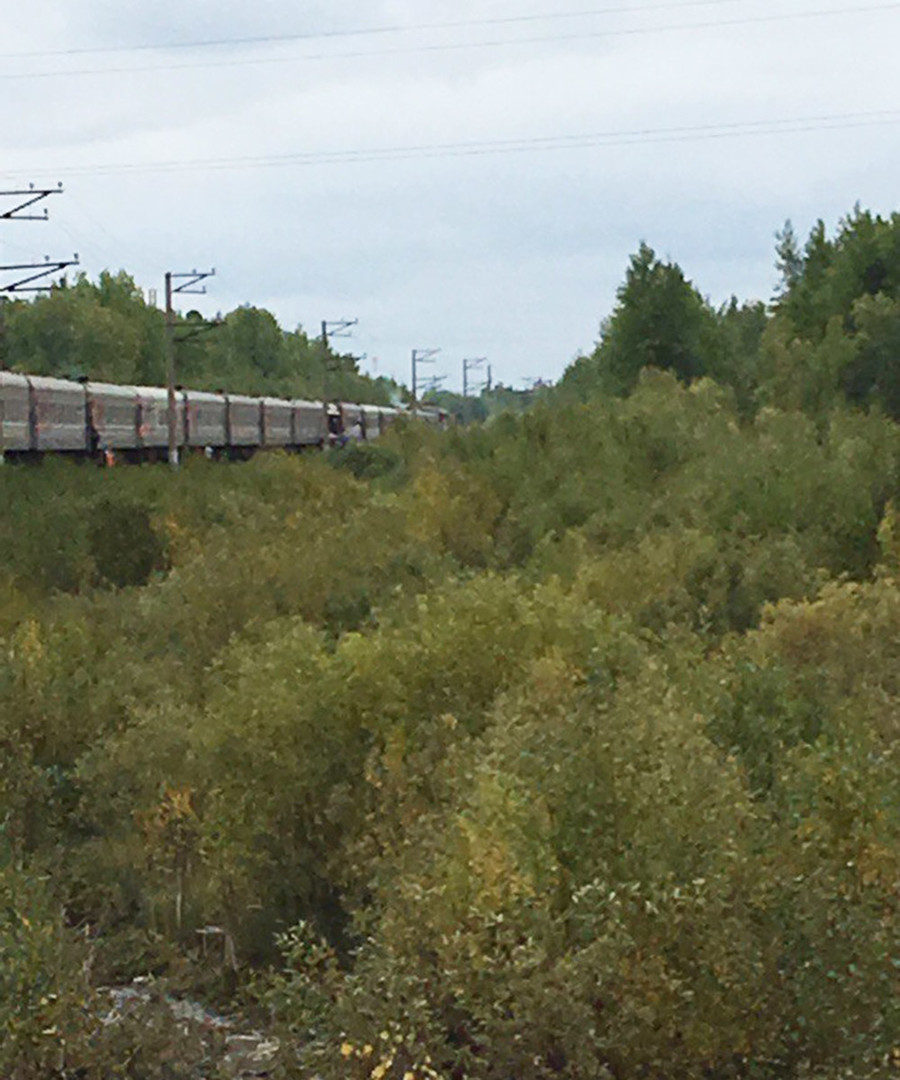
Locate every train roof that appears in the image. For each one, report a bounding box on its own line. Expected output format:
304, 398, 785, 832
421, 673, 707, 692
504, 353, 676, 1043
134, 385, 172, 402
0, 371, 29, 389
27, 374, 87, 392
183, 388, 226, 403
86, 381, 139, 399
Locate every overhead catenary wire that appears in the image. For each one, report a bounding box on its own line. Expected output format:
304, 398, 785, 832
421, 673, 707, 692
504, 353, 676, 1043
3, 2, 898, 80
65, 193, 174, 266
0, 0, 760, 58
5, 109, 900, 179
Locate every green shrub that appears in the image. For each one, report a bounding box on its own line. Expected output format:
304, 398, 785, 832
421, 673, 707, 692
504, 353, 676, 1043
88, 495, 169, 588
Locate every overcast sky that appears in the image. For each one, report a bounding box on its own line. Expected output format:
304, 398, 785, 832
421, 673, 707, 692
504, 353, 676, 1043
3, 0, 900, 391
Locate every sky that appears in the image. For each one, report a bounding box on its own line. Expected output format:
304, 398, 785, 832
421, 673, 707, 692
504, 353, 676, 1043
3, 0, 900, 392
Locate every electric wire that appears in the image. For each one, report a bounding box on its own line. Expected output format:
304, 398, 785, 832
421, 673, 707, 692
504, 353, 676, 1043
0, 0, 758, 58
5, 109, 899, 179
2, 2, 898, 80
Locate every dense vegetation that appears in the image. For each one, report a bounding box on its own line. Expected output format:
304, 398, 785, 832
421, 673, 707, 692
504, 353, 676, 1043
0, 272, 399, 404
4, 207, 900, 1078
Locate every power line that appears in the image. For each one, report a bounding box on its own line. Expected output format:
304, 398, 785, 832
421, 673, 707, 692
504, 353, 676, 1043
321, 318, 358, 400
3, 2, 897, 81
412, 349, 440, 413
0, 1, 788, 60
6, 108, 899, 179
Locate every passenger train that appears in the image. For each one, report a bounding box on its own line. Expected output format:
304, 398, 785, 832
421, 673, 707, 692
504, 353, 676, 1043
0, 371, 444, 462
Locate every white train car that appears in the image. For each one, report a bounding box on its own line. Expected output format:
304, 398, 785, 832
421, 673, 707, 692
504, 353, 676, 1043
136, 386, 184, 454
29, 375, 88, 453
261, 397, 293, 447
0, 371, 31, 454
292, 400, 326, 446
88, 382, 140, 451
361, 405, 381, 439
226, 394, 262, 447
184, 390, 227, 449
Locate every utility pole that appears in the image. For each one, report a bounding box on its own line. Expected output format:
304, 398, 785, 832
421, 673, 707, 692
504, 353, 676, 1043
320, 318, 357, 352
486, 364, 493, 392
463, 357, 486, 398
165, 268, 215, 471
411, 348, 440, 415
320, 318, 357, 400
0, 183, 78, 368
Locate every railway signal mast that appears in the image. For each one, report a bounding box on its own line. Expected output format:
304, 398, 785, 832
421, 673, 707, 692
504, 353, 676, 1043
165, 268, 215, 471
320, 318, 358, 400
321, 318, 358, 351
463, 357, 487, 399
411, 348, 440, 415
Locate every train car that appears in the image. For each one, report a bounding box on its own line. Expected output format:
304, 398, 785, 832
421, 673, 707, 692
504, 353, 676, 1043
0, 371, 31, 454
418, 407, 447, 429
291, 399, 326, 446
361, 405, 381, 440
261, 397, 292, 447
226, 394, 262, 447
3, 368, 441, 464
184, 390, 227, 450
136, 386, 184, 454
29, 375, 88, 453
87, 382, 140, 451
340, 402, 364, 440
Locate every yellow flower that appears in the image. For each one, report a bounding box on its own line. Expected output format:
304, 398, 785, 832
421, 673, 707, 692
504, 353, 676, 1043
371, 1055, 394, 1080
340, 1042, 354, 1058
363, 1045, 374, 1057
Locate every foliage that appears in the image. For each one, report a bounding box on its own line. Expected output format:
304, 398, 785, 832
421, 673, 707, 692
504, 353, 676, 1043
559, 243, 720, 397
7, 205, 900, 1076
0, 271, 397, 405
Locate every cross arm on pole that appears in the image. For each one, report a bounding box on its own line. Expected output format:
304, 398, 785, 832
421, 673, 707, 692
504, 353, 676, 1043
170, 268, 215, 296
322, 317, 358, 339
0, 183, 63, 221
174, 316, 225, 344
0, 254, 79, 293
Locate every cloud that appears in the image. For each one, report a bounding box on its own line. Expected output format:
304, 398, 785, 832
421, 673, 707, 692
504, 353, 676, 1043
5, 0, 900, 389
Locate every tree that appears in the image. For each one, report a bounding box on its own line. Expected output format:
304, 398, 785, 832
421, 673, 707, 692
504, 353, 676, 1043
2, 272, 165, 384
774, 219, 803, 298
586, 243, 719, 395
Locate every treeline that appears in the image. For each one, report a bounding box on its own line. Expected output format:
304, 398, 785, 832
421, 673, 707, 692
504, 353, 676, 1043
0, 271, 399, 404
4, 207, 900, 1078
560, 205, 900, 422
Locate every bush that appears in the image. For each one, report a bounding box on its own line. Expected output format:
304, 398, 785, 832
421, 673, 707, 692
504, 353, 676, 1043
88, 495, 169, 589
